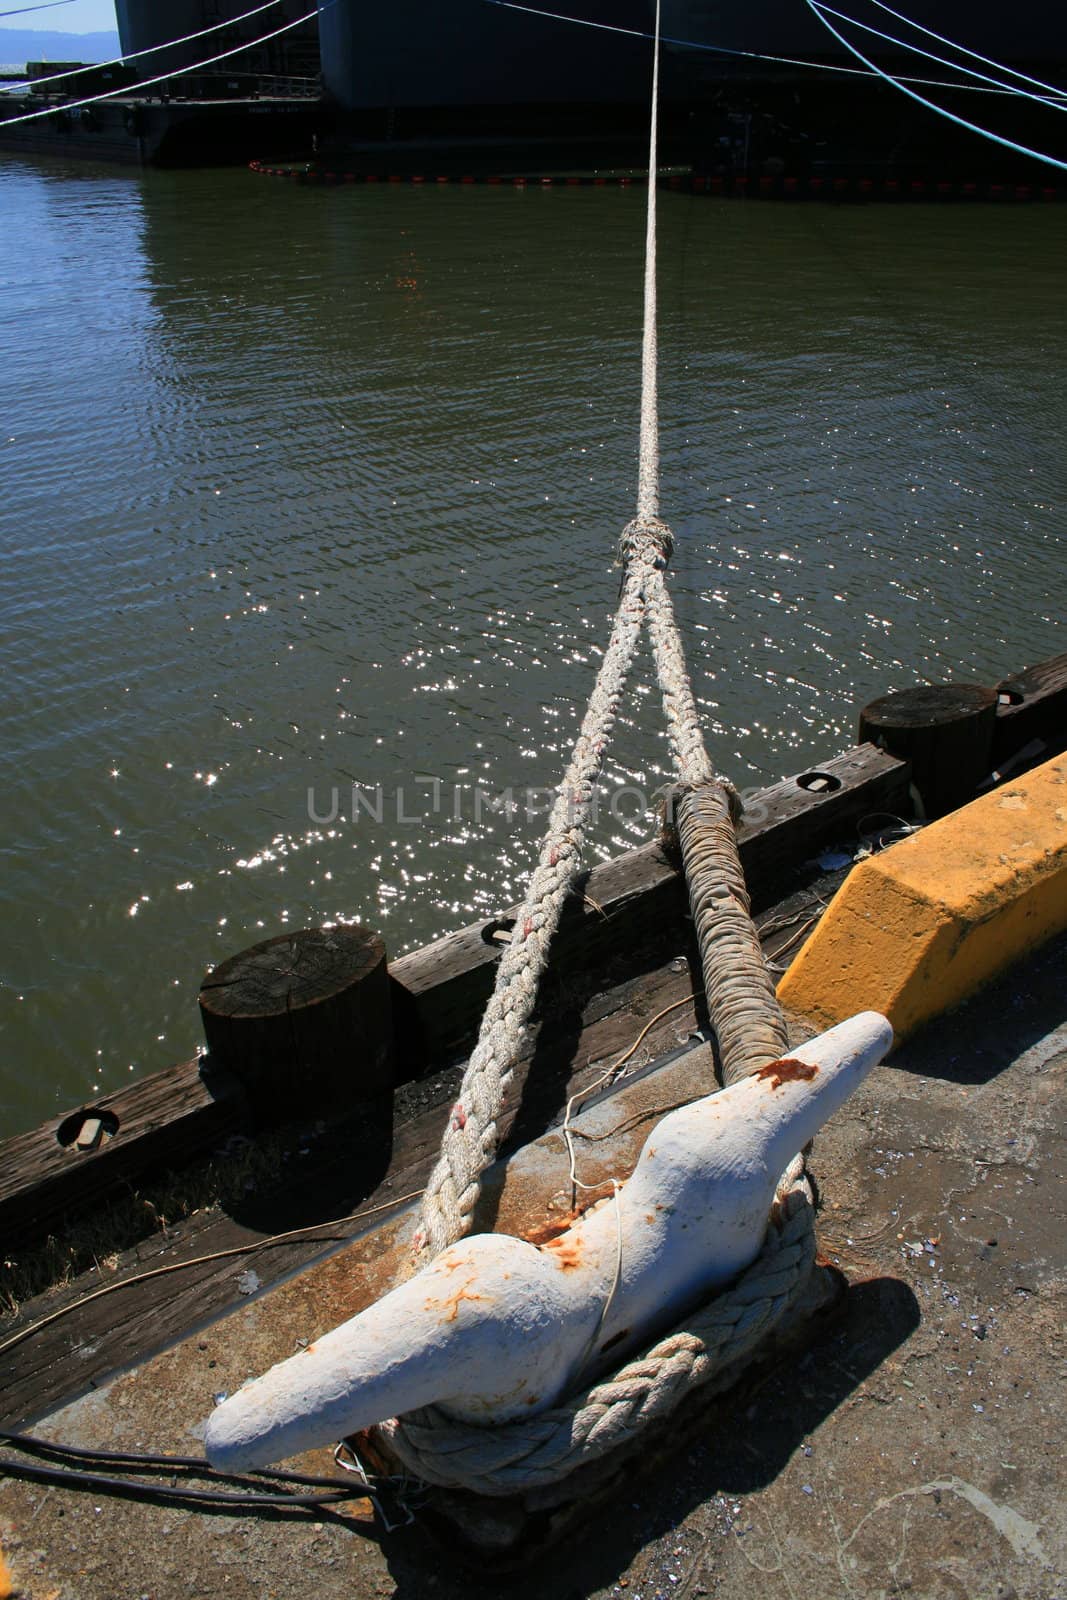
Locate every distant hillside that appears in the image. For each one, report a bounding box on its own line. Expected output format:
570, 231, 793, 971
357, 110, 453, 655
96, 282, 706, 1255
0, 29, 121, 68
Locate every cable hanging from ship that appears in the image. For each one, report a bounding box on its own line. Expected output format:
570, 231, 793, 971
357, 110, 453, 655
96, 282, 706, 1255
804, 0, 1067, 172
483, 0, 1067, 103
0, 0, 337, 130
811, 2, 1067, 113
865, 0, 1067, 100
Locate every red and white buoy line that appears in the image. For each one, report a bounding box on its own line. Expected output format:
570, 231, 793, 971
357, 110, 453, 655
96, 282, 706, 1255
246, 161, 1063, 200
247, 163, 650, 187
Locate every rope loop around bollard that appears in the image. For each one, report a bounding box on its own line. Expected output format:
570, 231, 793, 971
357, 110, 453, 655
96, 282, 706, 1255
376, 1164, 815, 1496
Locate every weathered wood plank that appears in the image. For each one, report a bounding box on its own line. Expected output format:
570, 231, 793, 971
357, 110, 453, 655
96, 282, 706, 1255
993, 650, 1067, 761
734, 743, 910, 898
0, 1058, 246, 1247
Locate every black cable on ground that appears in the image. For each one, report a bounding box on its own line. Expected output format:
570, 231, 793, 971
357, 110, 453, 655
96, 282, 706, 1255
0, 1430, 399, 1518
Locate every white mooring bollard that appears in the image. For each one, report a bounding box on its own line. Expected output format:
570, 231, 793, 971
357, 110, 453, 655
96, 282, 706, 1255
205, 1011, 892, 1473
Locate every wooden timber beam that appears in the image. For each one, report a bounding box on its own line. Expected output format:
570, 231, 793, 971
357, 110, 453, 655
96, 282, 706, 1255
0, 1057, 247, 1247
992, 650, 1067, 763
389, 741, 911, 1069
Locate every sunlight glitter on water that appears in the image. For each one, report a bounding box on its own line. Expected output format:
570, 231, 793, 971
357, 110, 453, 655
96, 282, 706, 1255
0, 159, 1064, 1129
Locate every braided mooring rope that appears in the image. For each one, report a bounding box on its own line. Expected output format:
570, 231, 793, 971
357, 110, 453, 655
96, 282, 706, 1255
380, 3, 813, 1493
411, 0, 746, 1270
409, 523, 669, 1261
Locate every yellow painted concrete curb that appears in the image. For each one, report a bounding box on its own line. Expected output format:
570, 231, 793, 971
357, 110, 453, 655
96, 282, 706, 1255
777, 754, 1067, 1041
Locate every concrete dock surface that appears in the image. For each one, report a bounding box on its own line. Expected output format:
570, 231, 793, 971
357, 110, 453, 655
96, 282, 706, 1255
1, 929, 1064, 1600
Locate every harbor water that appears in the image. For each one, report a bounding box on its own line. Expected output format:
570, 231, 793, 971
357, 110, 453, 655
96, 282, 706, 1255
1, 155, 1064, 1135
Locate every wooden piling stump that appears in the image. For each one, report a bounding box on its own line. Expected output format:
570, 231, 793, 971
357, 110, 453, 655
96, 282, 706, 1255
858, 682, 997, 818
198, 925, 393, 1123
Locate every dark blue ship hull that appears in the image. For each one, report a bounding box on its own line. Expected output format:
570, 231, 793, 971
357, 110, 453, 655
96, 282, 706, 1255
317, 1, 656, 111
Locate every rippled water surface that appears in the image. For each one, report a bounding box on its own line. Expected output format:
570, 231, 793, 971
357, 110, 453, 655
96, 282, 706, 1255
1, 155, 1064, 1133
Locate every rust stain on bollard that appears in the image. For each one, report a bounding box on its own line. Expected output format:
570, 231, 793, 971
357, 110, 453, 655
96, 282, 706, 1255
756, 1057, 819, 1090
542, 1236, 583, 1271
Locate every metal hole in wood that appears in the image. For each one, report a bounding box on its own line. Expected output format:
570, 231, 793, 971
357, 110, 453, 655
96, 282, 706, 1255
796, 771, 843, 794
56, 1107, 120, 1153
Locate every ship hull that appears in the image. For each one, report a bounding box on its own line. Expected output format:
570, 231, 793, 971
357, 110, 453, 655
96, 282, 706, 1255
318, 0, 656, 112
114, 0, 318, 78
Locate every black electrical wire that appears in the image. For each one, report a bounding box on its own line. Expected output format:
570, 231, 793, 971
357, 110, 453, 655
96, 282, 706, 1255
0, 1457, 356, 1510
0, 1430, 395, 1515
0, 1429, 348, 1486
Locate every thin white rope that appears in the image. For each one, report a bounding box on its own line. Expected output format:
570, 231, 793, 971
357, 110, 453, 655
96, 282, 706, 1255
867, 0, 1067, 100
636, 1, 661, 528
814, 1, 1067, 113
0, 2, 331, 128
0, 0, 289, 95
804, 0, 1067, 172
584, 1180, 625, 1360
560, 993, 697, 1201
